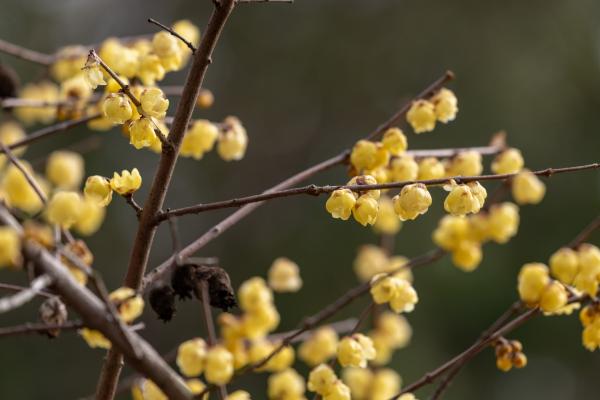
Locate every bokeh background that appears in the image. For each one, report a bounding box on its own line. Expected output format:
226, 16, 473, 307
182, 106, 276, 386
1, 0, 600, 399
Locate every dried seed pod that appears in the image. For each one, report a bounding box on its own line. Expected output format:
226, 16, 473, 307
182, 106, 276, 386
148, 283, 177, 322
195, 266, 237, 311
170, 263, 196, 300
39, 296, 68, 338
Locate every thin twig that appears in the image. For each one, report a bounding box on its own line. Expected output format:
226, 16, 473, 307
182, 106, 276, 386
89, 50, 141, 107
124, 195, 143, 219
0, 38, 54, 65
568, 215, 600, 249
196, 281, 228, 399
0, 113, 101, 154
0, 274, 53, 313
0, 320, 144, 338
148, 18, 196, 54
0, 282, 54, 298
158, 162, 600, 220
0, 142, 47, 204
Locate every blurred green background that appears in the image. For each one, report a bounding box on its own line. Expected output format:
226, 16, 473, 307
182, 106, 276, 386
1, 0, 600, 399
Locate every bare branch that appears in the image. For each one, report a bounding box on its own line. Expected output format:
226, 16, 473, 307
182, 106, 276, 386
0, 142, 47, 204
0, 114, 101, 154
0, 274, 53, 314
0, 38, 54, 65
157, 162, 600, 221
148, 18, 196, 54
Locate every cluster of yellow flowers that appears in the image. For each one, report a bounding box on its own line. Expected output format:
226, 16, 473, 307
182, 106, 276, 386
549, 244, 600, 297
517, 263, 569, 313
491, 148, 545, 205
343, 368, 401, 400
79, 287, 144, 349
433, 202, 520, 271
308, 364, 351, 400
494, 339, 527, 372
370, 272, 418, 314
406, 88, 458, 134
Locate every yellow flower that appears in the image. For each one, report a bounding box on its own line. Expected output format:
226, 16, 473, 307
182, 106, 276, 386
512, 170, 545, 205
140, 87, 169, 118
129, 117, 158, 149
406, 99, 436, 133
370, 274, 401, 304
238, 277, 273, 312
451, 240, 482, 271
0, 122, 26, 167
388, 155, 418, 182
577, 244, 600, 276
432, 215, 469, 251
249, 340, 294, 372
176, 338, 207, 377
240, 302, 280, 339
217, 116, 248, 161
323, 380, 351, 400
487, 202, 519, 244
197, 89, 215, 109
491, 148, 524, 174
431, 88, 458, 123
381, 127, 407, 156
204, 345, 234, 385
180, 120, 219, 159
79, 328, 111, 349
137, 54, 166, 86
539, 281, 568, 313
307, 364, 337, 395
46, 191, 83, 228
342, 367, 373, 399
375, 311, 412, 348
392, 183, 432, 221
371, 368, 401, 400
109, 287, 144, 323
84, 175, 113, 207
417, 157, 445, 180
326, 189, 356, 221
14, 81, 59, 125
82, 59, 106, 89
268, 257, 302, 292
353, 245, 389, 282
389, 279, 419, 313
73, 198, 106, 236
46, 151, 84, 190
227, 390, 250, 400
443, 181, 486, 216
0, 227, 21, 268
50, 46, 87, 82
110, 168, 142, 195
268, 368, 305, 400
353, 195, 379, 226
549, 247, 579, 285
337, 333, 376, 368
373, 196, 402, 235
61, 74, 92, 101
298, 326, 339, 366
172, 19, 201, 49
446, 151, 483, 177
152, 31, 181, 58
140, 379, 167, 400
517, 263, 550, 304
103, 93, 133, 124
350, 140, 389, 171
347, 175, 380, 200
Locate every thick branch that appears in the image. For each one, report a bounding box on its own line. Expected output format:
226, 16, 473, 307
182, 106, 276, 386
96, 1, 238, 397
158, 162, 600, 220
